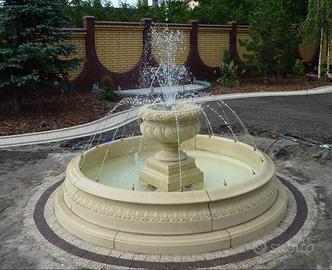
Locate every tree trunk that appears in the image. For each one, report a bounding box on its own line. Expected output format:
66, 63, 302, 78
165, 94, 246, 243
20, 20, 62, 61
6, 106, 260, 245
327, 37, 330, 75
318, 26, 324, 79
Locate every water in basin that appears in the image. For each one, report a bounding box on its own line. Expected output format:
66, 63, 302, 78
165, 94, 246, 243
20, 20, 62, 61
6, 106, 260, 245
85, 150, 252, 191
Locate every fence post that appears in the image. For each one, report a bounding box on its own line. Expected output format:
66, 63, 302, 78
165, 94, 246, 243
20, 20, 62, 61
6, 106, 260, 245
227, 21, 239, 62
189, 20, 199, 51
142, 18, 152, 58
83, 16, 96, 58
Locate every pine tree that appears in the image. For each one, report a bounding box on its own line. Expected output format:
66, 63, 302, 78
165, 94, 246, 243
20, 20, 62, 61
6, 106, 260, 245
240, 0, 298, 82
301, 0, 332, 78
0, 0, 80, 112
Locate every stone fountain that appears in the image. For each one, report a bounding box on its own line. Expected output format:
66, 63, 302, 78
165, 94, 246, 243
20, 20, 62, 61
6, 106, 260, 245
54, 26, 287, 255
54, 114, 287, 254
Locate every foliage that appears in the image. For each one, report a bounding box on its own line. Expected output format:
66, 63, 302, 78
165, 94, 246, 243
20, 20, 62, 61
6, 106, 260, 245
0, 0, 80, 110
218, 49, 239, 87
58, 0, 308, 27
280, 0, 308, 24
61, 0, 190, 27
99, 86, 117, 101
191, 0, 254, 25
240, 0, 299, 81
320, 65, 328, 75
301, 0, 332, 45
98, 75, 117, 101
301, 0, 332, 77
293, 59, 305, 76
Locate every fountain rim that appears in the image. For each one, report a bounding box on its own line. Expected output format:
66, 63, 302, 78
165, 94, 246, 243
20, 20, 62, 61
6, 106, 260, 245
69, 135, 275, 205
137, 103, 202, 122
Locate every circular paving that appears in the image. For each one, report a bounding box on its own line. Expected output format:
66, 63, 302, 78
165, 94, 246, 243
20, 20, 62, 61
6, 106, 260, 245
25, 173, 317, 269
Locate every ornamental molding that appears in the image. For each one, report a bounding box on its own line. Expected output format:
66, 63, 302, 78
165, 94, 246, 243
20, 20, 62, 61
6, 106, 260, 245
63, 179, 210, 223
210, 179, 278, 219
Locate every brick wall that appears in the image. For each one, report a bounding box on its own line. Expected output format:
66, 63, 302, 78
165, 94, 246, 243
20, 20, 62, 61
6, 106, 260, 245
65, 17, 321, 91
198, 28, 230, 67
95, 24, 143, 73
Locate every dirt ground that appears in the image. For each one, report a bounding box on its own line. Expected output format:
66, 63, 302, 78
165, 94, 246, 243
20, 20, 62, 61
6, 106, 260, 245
0, 92, 113, 136
1, 77, 330, 136
0, 93, 331, 269
210, 76, 330, 95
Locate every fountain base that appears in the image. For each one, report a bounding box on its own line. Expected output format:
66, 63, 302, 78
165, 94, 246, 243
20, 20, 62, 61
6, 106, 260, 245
55, 182, 287, 254
139, 156, 204, 192
54, 135, 288, 255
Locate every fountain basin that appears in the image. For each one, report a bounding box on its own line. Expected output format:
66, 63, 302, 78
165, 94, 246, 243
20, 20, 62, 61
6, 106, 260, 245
54, 135, 287, 254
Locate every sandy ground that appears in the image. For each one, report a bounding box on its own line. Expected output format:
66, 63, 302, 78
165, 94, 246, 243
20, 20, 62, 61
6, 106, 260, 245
0, 93, 331, 269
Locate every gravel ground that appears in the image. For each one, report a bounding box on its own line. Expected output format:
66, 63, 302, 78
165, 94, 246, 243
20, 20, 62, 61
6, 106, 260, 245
0, 93, 331, 269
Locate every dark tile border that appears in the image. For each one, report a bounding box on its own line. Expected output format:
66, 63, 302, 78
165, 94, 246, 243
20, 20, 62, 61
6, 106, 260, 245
33, 177, 308, 269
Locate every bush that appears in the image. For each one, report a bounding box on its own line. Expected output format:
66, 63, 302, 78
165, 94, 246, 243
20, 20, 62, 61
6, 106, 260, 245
100, 86, 118, 101
240, 0, 298, 81
320, 65, 328, 76
218, 49, 240, 87
98, 75, 118, 101
293, 59, 305, 76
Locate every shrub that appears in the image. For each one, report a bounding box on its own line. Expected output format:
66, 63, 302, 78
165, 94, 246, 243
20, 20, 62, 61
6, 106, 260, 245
320, 65, 328, 76
98, 75, 118, 101
293, 59, 306, 76
100, 86, 118, 101
240, 0, 298, 81
218, 49, 240, 88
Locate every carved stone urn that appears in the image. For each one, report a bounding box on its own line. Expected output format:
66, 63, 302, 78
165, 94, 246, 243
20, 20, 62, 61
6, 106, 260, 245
138, 103, 204, 191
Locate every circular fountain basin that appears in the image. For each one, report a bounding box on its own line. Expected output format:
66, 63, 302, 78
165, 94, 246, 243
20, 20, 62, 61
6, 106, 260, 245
54, 135, 287, 254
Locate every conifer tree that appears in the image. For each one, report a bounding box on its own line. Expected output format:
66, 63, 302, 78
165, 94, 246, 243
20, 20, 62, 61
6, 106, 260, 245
0, 0, 80, 111
240, 0, 298, 82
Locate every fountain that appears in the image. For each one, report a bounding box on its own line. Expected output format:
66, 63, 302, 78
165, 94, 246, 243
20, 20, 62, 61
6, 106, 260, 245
138, 103, 203, 191
54, 26, 287, 255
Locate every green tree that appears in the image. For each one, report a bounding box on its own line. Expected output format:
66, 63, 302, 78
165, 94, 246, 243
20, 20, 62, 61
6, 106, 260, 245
0, 0, 80, 111
240, 0, 299, 81
191, 0, 254, 24
301, 0, 332, 78
280, 0, 308, 23
135, 0, 190, 23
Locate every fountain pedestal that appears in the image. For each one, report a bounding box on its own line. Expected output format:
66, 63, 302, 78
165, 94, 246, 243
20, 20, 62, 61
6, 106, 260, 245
138, 104, 204, 191
140, 155, 203, 192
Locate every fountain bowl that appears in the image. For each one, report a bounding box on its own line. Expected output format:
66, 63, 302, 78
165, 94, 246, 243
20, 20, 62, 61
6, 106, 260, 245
138, 103, 202, 144
54, 135, 287, 254
138, 103, 204, 191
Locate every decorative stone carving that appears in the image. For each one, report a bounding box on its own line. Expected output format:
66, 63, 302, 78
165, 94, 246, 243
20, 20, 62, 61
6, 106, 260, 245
63, 179, 211, 223
138, 103, 204, 191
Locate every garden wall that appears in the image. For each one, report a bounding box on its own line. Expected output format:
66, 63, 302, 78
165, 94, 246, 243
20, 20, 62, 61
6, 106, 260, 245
66, 16, 319, 92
